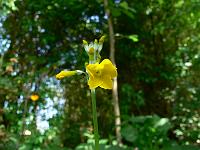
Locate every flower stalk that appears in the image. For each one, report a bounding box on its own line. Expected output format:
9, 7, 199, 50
55, 36, 117, 150
91, 89, 99, 150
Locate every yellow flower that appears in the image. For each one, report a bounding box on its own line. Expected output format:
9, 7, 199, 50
56, 70, 77, 79
86, 59, 117, 89
30, 94, 39, 101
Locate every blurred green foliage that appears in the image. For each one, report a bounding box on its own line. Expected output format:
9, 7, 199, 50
0, 0, 200, 149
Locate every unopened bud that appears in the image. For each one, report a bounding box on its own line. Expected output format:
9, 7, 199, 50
88, 47, 94, 54
94, 39, 98, 44
83, 40, 88, 45
99, 35, 106, 43
56, 70, 77, 79
94, 39, 98, 50
56, 70, 85, 79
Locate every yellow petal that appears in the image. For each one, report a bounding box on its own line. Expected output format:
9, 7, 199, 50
86, 63, 99, 78
99, 75, 113, 89
56, 70, 76, 79
100, 59, 117, 78
88, 76, 102, 89
86, 59, 117, 89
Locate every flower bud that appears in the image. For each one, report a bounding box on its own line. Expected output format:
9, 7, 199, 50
56, 70, 77, 79
83, 40, 88, 45
56, 70, 84, 79
99, 35, 106, 44
88, 47, 95, 54
94, 39, 98, 51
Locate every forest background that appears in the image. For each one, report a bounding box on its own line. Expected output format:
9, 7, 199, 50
0, 0, 200, 150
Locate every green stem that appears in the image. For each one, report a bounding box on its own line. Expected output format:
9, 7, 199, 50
91, 89, 99, 150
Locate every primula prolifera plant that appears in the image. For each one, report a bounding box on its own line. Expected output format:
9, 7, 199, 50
55, 36, 117, 150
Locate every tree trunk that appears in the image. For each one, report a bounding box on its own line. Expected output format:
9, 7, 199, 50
103, 0, 122, 144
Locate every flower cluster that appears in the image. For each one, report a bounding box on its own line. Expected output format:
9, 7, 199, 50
56, 36, 117, 89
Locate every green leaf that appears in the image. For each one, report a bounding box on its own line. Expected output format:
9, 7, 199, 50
111, 8, 121, 17
121, 125, 138, 142
128, 35, 139, 42
119, 2, 135, 13
119, 1, 136, 19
